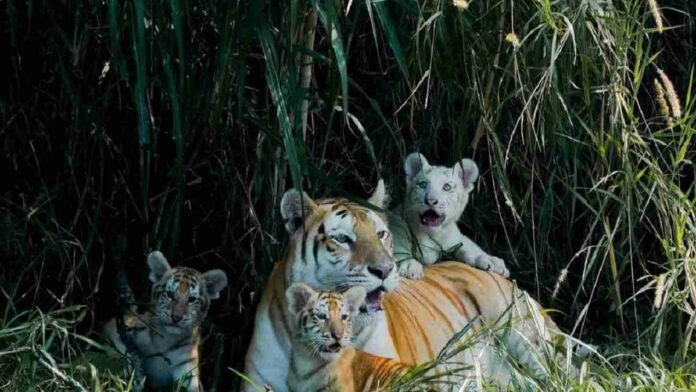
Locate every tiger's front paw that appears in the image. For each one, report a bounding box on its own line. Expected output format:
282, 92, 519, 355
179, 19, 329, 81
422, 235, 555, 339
474, 254, 509, 277
398, 259, 424, 280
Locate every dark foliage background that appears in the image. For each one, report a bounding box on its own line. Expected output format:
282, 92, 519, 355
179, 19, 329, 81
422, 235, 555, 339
1, 0, 694, 390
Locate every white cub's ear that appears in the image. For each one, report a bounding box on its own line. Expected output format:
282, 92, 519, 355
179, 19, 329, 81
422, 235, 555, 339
286, 283, 317, 315
201, 269, 228, 300
147, 251, 171, 283
367, 179, 388, 209
455, 158, 479, 191
404, 152, 429, 179
280, 189, 317, 233
342, 286, 367, 315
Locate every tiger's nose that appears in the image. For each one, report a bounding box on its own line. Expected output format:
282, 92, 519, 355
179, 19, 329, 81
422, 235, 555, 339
368, 265, 393, 280
331, 330, 344, 340
171, 315, 183, 324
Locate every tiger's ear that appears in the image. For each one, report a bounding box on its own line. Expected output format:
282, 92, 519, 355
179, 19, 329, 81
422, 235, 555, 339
342, 286, 367, 315
404, 152, 429, 179
202, 269, 228, 300
280, 189, 317, 233
455, 158, 479, 192
367, 179, 389, 209
286, 283, 317, 315
147, 251, 171, 283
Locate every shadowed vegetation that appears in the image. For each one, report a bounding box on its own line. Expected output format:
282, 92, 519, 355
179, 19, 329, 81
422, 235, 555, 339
1, 0, 694, 390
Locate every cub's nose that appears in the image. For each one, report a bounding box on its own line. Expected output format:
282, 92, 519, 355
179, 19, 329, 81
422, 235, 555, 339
171, 315, 183, 324
331, 330, 344, 340
368, 265, 393, 280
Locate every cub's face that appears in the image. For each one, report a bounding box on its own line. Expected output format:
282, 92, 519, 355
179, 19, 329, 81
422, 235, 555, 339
281, 181, 398, 313
403, 153, 479, 231
147, 251, 228, 329
286, 283, 366, 359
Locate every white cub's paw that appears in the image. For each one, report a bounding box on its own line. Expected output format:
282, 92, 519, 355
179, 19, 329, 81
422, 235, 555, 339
474, 254, 509, 277
398, 259, 424, 280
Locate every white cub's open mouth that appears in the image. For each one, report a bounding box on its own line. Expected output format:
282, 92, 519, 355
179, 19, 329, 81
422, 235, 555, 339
420, 210, 445, 227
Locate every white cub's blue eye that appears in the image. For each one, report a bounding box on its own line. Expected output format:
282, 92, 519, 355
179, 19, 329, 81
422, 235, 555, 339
417, 181, 427, 189
332, 234, 352, 244
443, 183, 453, 191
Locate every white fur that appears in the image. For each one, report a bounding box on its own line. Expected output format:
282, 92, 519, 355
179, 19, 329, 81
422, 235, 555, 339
391, 153, 509, 279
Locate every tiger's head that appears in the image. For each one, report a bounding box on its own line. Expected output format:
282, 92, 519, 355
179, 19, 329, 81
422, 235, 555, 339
402, 152, 479, 232
147, 251, 228, 329
281, 180, 397, 313
286, 283, 366, 359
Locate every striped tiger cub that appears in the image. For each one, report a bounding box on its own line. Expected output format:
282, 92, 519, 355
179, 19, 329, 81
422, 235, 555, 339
103, 251, 228, 392
286, 283, 410, 392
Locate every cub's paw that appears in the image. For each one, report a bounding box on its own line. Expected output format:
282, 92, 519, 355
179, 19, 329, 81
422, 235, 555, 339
398, 259, 424, 280
474, 254, 509, 277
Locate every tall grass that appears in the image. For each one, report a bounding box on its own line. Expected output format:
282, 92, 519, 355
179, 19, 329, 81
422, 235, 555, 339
1, 0, 694, 390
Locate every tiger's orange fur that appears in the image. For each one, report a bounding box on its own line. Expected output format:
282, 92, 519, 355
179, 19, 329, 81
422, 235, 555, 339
286, 284, 410, 392
243, 185, 570, 391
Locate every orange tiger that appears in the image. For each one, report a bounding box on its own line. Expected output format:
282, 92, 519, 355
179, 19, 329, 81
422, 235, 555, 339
286, 283, 409, 392
243, 181, 573, 391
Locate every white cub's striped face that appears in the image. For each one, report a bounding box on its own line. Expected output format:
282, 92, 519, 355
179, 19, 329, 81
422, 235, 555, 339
403, 153, 479, 230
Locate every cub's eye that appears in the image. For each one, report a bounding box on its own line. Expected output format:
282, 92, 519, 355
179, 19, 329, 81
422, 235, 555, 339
417, 181, 427, 189
443, 183, 453, 191
316, 313, 327, 320
332, 234, 352, 244
166, 292, 175, 300
188, 297, 197, 304
377, 230, 387, 240
341, 314, 349, 321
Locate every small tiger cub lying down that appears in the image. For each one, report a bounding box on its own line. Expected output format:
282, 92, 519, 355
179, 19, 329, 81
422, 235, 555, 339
391, 152, 509, 279
286, 283, 410, 392
103, 251, 228, 392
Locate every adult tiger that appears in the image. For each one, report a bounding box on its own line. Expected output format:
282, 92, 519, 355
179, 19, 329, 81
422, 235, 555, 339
242, 182, 568, 391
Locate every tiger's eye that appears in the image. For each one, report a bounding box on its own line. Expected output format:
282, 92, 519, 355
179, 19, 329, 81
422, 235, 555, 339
341, 314, 349, 321
333, 234, 352, 244
443, 183, 452, 191
417, 181, 427, 189
377, 230, 387, 239
188, 297, 197, 303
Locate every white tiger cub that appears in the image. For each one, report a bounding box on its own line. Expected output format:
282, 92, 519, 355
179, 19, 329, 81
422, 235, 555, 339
391, 152, 509, 279
103, 251, 228, 392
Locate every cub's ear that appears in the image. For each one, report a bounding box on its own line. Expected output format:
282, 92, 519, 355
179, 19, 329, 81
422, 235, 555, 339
147, 251, 171, 283
280, 189, 317, 233
367, 179, 389, 210
455, 158, 479, 191
404, 153, 429, 179
342, 286, 367, 315
202, 269, 228, 300
286, 283, 317, 315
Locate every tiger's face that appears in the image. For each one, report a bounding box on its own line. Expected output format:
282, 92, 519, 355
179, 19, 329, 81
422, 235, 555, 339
147, 251, 228, 329
281, 181, 398, 313
286, 283, 366, 359
402, 153, 479, 231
